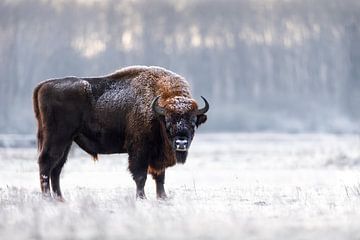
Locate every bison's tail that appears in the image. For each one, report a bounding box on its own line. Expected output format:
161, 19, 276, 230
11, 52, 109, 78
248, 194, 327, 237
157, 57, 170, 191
33, 82, 45, 152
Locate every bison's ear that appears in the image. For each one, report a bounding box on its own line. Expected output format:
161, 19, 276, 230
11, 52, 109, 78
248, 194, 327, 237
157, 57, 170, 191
196, 114, 207, 127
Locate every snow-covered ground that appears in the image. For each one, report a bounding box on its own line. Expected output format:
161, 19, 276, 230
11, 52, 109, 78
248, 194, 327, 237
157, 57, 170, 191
1, 133, 360, 239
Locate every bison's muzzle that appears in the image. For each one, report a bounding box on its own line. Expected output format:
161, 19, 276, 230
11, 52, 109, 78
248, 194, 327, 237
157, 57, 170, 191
174, 137, 190, 163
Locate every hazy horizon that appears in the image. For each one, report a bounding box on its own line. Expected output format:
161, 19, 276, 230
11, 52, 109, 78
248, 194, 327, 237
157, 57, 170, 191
0, 0, 359, 133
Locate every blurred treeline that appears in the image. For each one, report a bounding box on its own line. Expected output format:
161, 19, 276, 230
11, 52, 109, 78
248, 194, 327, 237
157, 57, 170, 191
0, 0, 359, 133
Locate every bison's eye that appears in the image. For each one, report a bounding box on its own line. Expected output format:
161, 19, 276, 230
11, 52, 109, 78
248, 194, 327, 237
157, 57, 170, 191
165, 122, 174, 135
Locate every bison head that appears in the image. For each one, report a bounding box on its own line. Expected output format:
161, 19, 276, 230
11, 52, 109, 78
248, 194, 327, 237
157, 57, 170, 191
152, 96, 209, 163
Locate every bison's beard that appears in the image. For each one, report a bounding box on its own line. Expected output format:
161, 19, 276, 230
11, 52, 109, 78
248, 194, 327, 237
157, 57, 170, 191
175, 151, 188, 164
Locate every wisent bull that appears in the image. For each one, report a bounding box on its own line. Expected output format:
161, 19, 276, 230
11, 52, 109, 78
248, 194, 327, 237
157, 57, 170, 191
33, 66, 209, 200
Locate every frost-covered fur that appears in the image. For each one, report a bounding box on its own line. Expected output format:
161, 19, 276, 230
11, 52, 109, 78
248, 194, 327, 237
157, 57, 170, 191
109, 66, 197, 123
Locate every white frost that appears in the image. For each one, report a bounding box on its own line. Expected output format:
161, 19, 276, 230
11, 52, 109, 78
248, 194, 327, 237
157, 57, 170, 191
165, 96, 196, 114
0, 133, 360, 239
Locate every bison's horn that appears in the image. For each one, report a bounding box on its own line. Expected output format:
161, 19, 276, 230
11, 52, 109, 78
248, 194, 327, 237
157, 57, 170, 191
196, 96, 209, 115
151, 96, 165, 116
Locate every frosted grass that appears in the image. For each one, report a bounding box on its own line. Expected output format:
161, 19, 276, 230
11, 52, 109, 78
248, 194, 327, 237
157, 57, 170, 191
0, 133, 360, 239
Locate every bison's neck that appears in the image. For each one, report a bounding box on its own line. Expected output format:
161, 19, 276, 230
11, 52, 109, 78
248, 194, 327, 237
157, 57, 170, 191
148, 122, 176, 175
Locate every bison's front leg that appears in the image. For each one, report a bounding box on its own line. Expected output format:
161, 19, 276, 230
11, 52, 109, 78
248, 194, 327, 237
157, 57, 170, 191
128, 153, 148, 199
134, 169, 147, 199
152, 171, 167, 199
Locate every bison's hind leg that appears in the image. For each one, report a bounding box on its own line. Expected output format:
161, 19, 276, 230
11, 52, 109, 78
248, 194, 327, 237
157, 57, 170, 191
50, 144, 72, 201
38, 137, 72, 200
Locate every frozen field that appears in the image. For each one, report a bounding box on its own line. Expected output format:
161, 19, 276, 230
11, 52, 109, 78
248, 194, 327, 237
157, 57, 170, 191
1, 133, 360, 239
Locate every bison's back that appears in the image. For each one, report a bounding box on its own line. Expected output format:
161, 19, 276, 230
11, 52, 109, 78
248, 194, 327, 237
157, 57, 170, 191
34, 77, 92, 122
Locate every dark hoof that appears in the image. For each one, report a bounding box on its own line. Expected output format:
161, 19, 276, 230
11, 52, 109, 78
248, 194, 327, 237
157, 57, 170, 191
53, 195, 66, 202
157, 192, 168, 200
41, 191, 52, 200
136, 191, 147, 200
